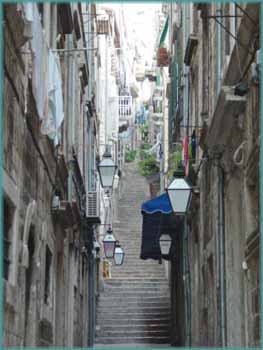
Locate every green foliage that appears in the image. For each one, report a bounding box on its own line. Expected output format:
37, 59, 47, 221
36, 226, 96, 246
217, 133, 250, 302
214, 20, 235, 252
168, 145, 183, 177
125, 149, 137, 163
143, 101, 149, 110
138, 154, 160, 177
140, 123, 149, 143
139, 143, 152, 160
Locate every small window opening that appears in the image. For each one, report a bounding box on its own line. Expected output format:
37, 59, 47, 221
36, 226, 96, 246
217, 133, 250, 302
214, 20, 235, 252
3, 198, 14, 280
44, 245, 52, 304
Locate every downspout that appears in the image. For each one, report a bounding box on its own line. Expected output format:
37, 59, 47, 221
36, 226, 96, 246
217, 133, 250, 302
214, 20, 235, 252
260, 9, 263, 346
216, 5, 222, 96
183, 215, 191, 346
86, 4, 96, 346
182, 217, 188, 346
186, 218, 191, 346
66, 34, 74, 202
217, 156, 227, 346
183, 216, 190, 346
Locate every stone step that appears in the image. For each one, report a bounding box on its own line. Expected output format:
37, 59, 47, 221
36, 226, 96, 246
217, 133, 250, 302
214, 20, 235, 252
104, 279, 168, 284
110, 266, 165, 270
99, 288, 170, 293
102, 286, 169, 293
99, 294, 170, 300
109, 272, 165, 276
96, 165, 171, 346
115, 266, 164, 270
95, 336, 170, 344
111, 263, 164, 267
98, 298, 170, 308
97, 306, 170, 314
110, 274, 166, 279
96, 313, 171, 326
96, 329, 169, 338
103, 278, 168, 283
97, 313, 171, 321
96, 322, 169, 335
96, 314, 171, 322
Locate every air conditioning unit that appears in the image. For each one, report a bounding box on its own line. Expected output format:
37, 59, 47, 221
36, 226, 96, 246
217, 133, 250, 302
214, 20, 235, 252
86, 191, 100, 223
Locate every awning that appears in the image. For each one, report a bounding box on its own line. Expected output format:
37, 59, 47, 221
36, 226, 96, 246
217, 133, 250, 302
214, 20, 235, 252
141, 192, 172, 214
140, 193, 182, 260
159, 15, 169, 48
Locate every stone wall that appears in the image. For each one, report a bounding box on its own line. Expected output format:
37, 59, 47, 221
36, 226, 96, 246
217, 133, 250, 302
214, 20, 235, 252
168, 3, 260, 347
3, 4, 93, 346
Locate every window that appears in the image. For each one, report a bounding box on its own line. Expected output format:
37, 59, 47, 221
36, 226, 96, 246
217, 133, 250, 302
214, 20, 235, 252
44, 245, 52, 304
3, 198, 14, 280
24, 227, 35, 340
37, 4, 44, 26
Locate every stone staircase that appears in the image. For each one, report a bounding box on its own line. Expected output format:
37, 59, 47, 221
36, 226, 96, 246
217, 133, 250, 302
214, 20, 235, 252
95, 162, 171, 345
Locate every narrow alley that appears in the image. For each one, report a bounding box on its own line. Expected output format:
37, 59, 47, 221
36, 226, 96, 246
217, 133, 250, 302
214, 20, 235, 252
2, 2, 260, 348
96, 162, 171, 345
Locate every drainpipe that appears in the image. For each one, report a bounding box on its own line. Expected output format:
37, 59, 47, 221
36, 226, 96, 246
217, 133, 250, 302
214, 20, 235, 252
66, 34, 74, 202
182, 218, 187, 345
186, 218, 191, 346
183, 216, 191, 346
260, 20, 263, 348
216, 156, 227, 346
216, 5, 222, 96
86, 4, 96, 346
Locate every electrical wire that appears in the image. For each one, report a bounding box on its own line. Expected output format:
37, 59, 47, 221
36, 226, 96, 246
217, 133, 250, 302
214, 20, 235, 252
233, 2, 258, 27
213, 16, 254, 55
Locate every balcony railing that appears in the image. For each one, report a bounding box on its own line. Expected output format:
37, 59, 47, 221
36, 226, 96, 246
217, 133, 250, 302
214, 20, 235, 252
119, 96, 132, 119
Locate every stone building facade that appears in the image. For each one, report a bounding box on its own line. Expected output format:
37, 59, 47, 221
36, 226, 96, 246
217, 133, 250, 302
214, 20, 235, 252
165, 2, 260, 347
3, 3, 100, 346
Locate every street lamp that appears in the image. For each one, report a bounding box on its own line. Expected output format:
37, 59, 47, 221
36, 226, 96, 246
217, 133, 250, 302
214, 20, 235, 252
94, 241, 100, 257
102, 227, 116, 258
114, 241, 125, 265
98, 146, 118, 189
159, 234, 172, 256
166, 178, 192, 215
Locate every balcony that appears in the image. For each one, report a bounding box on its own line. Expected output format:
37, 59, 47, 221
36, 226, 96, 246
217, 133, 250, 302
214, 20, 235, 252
119, 96, 132, 120
97, 19, 109, 35
157, 47, 169, 67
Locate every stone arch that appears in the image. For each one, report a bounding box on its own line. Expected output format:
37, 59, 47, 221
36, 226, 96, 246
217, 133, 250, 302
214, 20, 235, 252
21, 200, 37, 268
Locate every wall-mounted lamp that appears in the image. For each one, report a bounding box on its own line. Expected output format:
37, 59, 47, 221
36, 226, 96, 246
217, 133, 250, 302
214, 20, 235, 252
114, 241, 125, 266
167, 178, 192, 215
98, 146, 118, 189
102, 227, 116, 258
159, 234, 172, 256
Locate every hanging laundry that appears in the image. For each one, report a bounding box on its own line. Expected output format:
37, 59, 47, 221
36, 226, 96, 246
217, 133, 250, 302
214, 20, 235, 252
41, 50, 64, 145
31, 4, 49, 121
191, 130, 196, 160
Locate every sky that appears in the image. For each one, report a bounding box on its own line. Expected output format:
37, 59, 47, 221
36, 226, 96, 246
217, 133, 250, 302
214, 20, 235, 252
103, 3, 161, 101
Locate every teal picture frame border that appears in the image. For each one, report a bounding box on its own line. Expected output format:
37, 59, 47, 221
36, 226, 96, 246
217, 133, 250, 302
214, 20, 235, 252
0, 3, 3, 349
0, 0, 262, 349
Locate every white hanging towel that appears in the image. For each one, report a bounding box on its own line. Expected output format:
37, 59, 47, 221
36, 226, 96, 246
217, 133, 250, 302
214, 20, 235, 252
31, 4, 48, 121
41, 50, 64, 145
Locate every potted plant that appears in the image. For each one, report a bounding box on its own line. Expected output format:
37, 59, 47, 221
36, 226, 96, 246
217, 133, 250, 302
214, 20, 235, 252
138, 154, 160, 184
